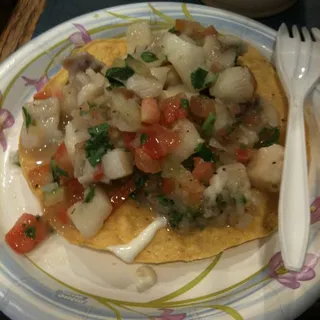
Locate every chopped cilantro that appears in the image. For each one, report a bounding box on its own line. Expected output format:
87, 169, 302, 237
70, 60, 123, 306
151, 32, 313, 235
106, 66, 134, 82
134, 176, 148, 189
168, 26, 176, 33
129, 191, 137, 200
22, 107, 32, 130
36, 215, 41, 221
191, 68, 208, 90
216, 194, 227, 210
50, 159, 68, 184
194, 143, 218, 163
80, 110, 89, 116
85, 123, 113, 167
202, 112, 216, 136
84, 185, 95, 203
169, 211, 183, 228
24, 226, 36, 240
204, 72, 219, 88
107, 78, 125, 89
140, 51, 158, 63
140, 133, 149, 146
254, 127, 280, 148
157, 195, 174, 207
240, 195, 247, 205
88, 102, 96, 110
180, 98, 189, 111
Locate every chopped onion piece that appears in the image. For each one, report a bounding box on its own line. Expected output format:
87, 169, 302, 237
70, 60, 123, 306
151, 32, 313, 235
126, 74, 163, 98
41, 182, 59, 193
126, 21, 152, 54
209, 137, 227, 151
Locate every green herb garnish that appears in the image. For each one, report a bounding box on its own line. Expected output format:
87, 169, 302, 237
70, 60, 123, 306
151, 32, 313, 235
191, 68, 208, 90
80, 110, 89, 116
204, 72, 219, 88
107, 78, 125, 89
216, 194, 227, 210
140, 51, 158, 63
169, 211, 183, 228
85, 123, 114, 167
140, 133, 149, 146
22, 107, 32, 130
240, 195, 247, 205
24, 226, 36, 240
168, 26, 176, 33
180, 98, 189, 111
84, 185, 95, 203
50, 159, 68, 184
202, 112, 216, 136
194, 143, 218, 163
129, 191, 137, 200
36, 215, 41, 221
134, 173, 149, 189
106, 66, 134, 83
254, 127, 280, 148
88, 102, 96, 110
157, 195, 175, 207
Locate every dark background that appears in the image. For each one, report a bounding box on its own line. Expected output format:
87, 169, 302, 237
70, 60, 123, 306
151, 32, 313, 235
1, 0, 320, 319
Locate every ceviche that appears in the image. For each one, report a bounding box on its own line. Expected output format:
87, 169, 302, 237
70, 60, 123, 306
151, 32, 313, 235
6, 19, 288, 263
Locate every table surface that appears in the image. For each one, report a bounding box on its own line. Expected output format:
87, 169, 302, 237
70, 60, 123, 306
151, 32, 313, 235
2, 0, 320, 319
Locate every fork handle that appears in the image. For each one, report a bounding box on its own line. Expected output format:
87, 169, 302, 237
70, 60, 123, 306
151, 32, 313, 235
279, 98, 310, 272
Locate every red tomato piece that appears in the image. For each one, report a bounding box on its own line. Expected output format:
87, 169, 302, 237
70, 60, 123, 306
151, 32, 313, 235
123, 132, 136, 152
160, 93, 188, 126
108, 178, 136, 210
56, 205, 69, 225
28, 164, 53, 187
235, 148, 254, 165
141, 124, 179, 160
5, 213, 50, 254
93, 163, 104, 182
190, 96, 215, 119
33, 87, 63, 100
162, 178, 175, 195
135, 147, 162, 173
66, 178, 84, 205
141, 98, 160, 124
192, 157, 215, 184
53, 143, 74, 179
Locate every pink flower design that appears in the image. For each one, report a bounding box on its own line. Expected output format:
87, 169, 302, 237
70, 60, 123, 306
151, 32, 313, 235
311, 197, 320, 224
152, 309, 186, 320
69, 23, 92, 46
21, 75, 48, 92
269, 252, 320, 289
0, 91, 15, 151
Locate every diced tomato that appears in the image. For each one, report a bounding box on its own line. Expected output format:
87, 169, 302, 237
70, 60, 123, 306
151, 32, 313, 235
235, 148, 254, 165
175, 19, 217, 39
108, 178, 136, 210
28, 164, 53, 187
160, 93, 188, 126
5, 213, 50, 254
141, 98, 160, 124
33, 87, 63, 100
65, 178, 84, 205
241, 110, 261, 126
140, 124, 179, 160
190, 96, 215, 119
192, 157, 215, 184
53, 143, 74, 180
56, 205, 69, 225
162, 178, 175, 195
93, 163, 104, 182
135, 147, 162, 173
123, 132, 136, 152
202, 25, 218, 37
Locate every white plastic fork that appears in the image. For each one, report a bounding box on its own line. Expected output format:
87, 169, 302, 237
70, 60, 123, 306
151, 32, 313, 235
275, 24, 320, 272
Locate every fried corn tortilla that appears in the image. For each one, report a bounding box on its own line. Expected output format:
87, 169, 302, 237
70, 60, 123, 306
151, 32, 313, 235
20, 39, 290, 263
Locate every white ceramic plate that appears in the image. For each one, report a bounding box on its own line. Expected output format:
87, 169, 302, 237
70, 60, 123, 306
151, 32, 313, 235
1, 3, 320, 320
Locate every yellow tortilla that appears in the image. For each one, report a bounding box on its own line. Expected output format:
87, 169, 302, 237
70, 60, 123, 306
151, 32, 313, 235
20, 39, 288, 263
